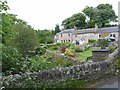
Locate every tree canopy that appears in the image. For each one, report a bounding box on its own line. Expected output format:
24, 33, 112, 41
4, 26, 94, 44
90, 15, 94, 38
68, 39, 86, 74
83, 3, 117, 28
62, 3, 117, 29
54, 24, 60, 34
62, 13, 86, 29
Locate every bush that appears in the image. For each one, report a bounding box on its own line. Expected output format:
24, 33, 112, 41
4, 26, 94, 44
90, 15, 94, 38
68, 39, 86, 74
88, 39, 97, 43
98, 39, 109, 49
61, 42, 72, 48
4, 77, 88, 88
65, 49, 75, 57
108, 45, 117, 53
30, 56, 57, 71
115, 56, 120, 72
35, 47, 46, 55
85, 45, 91, 51
69, 44, 77, 49
2, 46, 23, 75
46, 44, 58, 50
55, 43, 61, 46
74, 47, 83, 52
60, 46, 67, 53
55, 59, 73, 67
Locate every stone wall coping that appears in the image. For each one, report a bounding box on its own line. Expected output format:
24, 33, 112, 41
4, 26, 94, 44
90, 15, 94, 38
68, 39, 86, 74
92, 49, 111, 52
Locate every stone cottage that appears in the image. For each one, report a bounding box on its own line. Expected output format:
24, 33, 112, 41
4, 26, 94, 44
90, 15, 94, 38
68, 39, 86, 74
54, 26, 119, 45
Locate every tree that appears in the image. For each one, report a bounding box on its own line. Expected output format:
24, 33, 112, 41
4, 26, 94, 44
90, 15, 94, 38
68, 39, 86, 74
37, 30, 54, 44
82, 4, 117, 28
62, 13, 86, 29
1, 1, 23, 75
82, 6, 96, 28
55, 24, 60, 34
96, 4, 117, 27
1, 0, 17, 45
82, 6, 95, 20
14, 22, 39, 57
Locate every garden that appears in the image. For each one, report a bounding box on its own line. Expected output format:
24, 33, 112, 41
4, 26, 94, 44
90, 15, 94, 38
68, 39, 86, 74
1, 1, 118, 88
27, 39, 117, 73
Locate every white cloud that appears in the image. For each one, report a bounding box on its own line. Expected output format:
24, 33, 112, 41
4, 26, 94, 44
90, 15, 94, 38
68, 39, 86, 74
7, 0, 119, 30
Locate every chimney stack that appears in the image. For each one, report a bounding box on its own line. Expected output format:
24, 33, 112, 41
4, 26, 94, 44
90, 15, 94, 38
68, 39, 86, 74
74, 25, 77, 30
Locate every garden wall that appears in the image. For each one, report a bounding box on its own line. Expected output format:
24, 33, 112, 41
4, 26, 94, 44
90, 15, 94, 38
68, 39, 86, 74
1, 49, 118, 86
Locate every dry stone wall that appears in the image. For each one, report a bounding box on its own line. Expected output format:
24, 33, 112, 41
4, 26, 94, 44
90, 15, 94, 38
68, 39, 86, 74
1, 49, 118, 86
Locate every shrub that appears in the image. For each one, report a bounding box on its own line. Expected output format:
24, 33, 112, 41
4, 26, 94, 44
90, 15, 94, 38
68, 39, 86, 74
55, 43, 61, 46
52, 46, 58, 50
2, 46, 23, 75
88, 39, 97, 43
55, 59, 73, 67
46, 44, 58, 50
85, 45, 91, 51
61, 42, 72, 48
74, 47, 83, 52
60, 46, 67, 53
35, 47, 46, 55
65, 49, 75, 57
108, 45, 117, 53
69, 44, 77, 49
4, 77, 88, 88
98, 39, 109, 49
30, 56, 56, 71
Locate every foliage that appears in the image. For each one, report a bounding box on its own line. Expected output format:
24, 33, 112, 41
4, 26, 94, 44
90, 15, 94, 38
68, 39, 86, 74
2, 46, 23, 75
36, 30, 54, 44
46, 44, 59, 50
88, 39, 97, 43
76, 47, 94, 61
30, 55, 56, 71
13, 22, 39, 57
108, 45, 117, 53
98, 39, 109, 49
85, 45, 91, 51
35, 46, 46, 55
114, 56, 120, 77
69, 44, 77, 49
62, 42, 72, 47
82, 4, 117, 28
29, 54, 73, 72
60, 46, 67, 53
4, 77, 88, 88
74, 47, 83, 52
65, 49, 75, 57
55, 43, 61, 46
55, 24, 60, 34
1, 1, 24, 76
2, 13, 17, 45
0, 0, 10, 12
62, 4, 117, 29
62, 13, 86, 29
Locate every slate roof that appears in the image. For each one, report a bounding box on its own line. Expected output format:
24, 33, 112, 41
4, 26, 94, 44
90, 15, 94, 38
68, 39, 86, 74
73, 28, 97, 34
96, 26, 119, 33
58, 26, 119, 34
59, 29, 75, 34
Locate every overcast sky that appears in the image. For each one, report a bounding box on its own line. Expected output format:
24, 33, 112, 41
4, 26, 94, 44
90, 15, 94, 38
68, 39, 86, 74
7, 0, 119, 30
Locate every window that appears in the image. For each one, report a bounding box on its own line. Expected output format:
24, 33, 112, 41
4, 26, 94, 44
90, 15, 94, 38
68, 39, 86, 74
68, 33, 70, 37
99, 34, 101, 38
113, 34, 116, 38
61, 34, 62, 37
110, 34, 112, 37
68, 40, 70, 42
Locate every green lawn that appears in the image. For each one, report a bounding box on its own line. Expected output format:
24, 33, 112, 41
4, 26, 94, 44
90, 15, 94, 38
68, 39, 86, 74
76, 47, 95, 62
